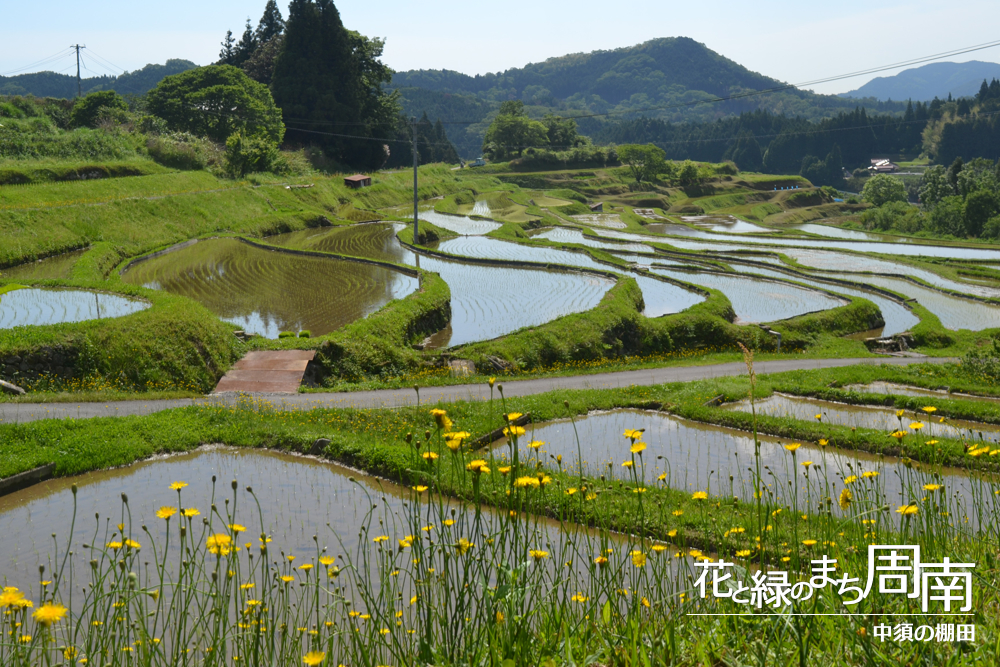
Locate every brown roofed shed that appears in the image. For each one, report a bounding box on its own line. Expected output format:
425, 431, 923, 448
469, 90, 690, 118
344, 174, 372, 188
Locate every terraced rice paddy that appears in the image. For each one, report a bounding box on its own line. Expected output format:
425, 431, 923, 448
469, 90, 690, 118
419, 210, 500, 236
0, 287, 148, 328
530, 227, 653, 253
263, 224, 613, 347
0, 249, 87, 281
730, 264, 919, 336
784, 223, 888, 241
494, 409, 981, 513
267, 223, 415, 265
571, 214, 627, 228
438, 236, 705, 317
679, 215, 772, 234
121, 238, 418, 338
418, 255, 613, 346
859, 275, 1000, 331
650, 266, 847, 323
841, 382, 1000, 403
725, 393, 1000, 442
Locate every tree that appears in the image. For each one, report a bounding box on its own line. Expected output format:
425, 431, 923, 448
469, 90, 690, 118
541, 114, 583, 149
928, 195, 966, 236
918, 165, 952, 208
146, 65, 284, 143
70, 90, 127, 128
956, 157, 999, 197
964, 189, 999, 237
270, 0, 399, 169
481, 103, 548, 160
255, 0, 285, 43
677, 160, 699, 185
242, 34, 284, 85
219, 31, 237, 65
232, 18, 257, 67
617, 144, 666, 185
728, 131, 761, 172
861, 173, 907, 207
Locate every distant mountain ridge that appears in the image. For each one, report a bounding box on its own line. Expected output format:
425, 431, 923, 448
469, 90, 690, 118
391, 37, 904, 158
0, 60, 198, 98
841, 61, 1000, 101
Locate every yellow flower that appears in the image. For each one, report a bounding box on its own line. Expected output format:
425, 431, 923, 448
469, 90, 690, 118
498, 466, 511, 476
657, 472, 667, 481
466, 459, 489, 473
862, 471, 879, 479
642, 597, 651, 608
621, 461, 633, 468
412, 485, 428, 492
63, 647, 77, 660
667, 529, 678, 537
528, 440, 544, 450
488, 377, 496, 387
909, 422, 924, 430
182, 508, 200, 518
818, 439, 829, 446
229, 524, 246, 533
529, 550, 549, 560
515, 476, 540, 489
571, 593, 589, 603
922, 406, 937, 413
691, 491, 708, 501
33, 603, 68, 626
372, 535, 389, 544
736, 549, 752, 558
843, 475, 858, 484
671, 510, 683, 517
169, 482, 188, 491
688, 549, 703, 558
422, 451, 439, 461
924, 483, 943, 491
651, 544, 668, 553
299, 564, 314, 571
890, 430, 906, 440
896, 504, 919, 515
815, 414, 822, 421
503, 426, 525, 438
623, 429, 644, 440
565, 488, 578, 496
801, 461, 813, 468
281, 575, 295, 583
784, 443, 801, 452
446, 431, 471, 442
838, 488, 852, 510
594, 556, 609, 567
124, 539, 141, 550
0, 588, 25, 608
896, 409, 905, 418
506, 412, 523, 421
302, 651, 326, 666
155, 507, 177, 520
802, 539, 817, 546
630, 441, 647, 454
631, 551, 647, 567
207, 534, 233, 556
632, 487, 646, 494
455, 538, 474, 555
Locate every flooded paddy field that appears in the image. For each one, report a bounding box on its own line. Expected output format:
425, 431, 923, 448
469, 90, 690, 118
841, 382, 1000, 403
121, 238, 419, 338
0, 287, 148, 329
724, 393, 1000, 442
492, 409, 985, 516
1, 249, 88, 281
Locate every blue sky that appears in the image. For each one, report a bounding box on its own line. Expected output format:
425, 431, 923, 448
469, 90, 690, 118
3, 0, 999, 95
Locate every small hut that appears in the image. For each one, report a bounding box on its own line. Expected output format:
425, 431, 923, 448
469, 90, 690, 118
344, 174, 372, 189
588, 202, 604, 213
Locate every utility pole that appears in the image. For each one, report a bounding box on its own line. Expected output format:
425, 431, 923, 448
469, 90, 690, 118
412, 116, 419, 243
71, 44, 86, 98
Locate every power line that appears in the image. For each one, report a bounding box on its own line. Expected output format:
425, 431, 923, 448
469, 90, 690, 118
85, 49, 126, 75
0, 48, 75, 77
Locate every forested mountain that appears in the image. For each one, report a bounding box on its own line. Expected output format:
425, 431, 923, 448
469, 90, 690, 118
842, 61, 1000, 102
391, 37, 905, 157
0, 60, 198, 98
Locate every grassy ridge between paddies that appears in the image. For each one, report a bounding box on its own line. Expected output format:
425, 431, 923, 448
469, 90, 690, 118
0, 278, 242, 394
0, 159, 172, 186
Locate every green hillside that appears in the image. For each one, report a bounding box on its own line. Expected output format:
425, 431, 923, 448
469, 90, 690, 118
392, 37, 906, 157
0, 59, 198, 98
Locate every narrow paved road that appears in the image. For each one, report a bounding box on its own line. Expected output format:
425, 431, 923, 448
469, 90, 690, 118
0, 357, 952, 424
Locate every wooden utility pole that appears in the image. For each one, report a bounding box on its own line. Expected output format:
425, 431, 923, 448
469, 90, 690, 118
412, 116, 419, 243
71, 44, 86, 98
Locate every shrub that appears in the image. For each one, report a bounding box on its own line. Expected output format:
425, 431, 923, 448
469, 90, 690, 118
859, 200, 925, 233
146, 133, 214, 170
278, 331, 295, 339
984, 214, 1000, 239
961, 336, 1000, 384
70, 91, 128, 129
224, 131, 281, 177
298, 330, 311, 338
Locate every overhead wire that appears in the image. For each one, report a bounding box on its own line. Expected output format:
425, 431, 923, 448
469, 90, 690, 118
0, 48, 76, 77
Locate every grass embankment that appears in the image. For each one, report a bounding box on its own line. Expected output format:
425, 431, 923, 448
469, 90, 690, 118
0, 280, 242, 395
0, 159, 171, 186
